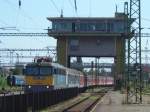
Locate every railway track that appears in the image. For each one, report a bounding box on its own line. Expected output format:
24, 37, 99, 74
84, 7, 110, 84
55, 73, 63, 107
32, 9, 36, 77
62, 88, 109, 112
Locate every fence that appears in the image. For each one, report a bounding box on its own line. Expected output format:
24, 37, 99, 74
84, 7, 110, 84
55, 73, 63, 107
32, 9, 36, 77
0, 87, 86, 112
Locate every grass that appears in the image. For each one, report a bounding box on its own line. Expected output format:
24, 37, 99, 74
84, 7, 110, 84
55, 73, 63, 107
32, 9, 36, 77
143, 85, 150, 95
90, 96, 100, 100
0, 75, 23, 92
0, 76, 8, 89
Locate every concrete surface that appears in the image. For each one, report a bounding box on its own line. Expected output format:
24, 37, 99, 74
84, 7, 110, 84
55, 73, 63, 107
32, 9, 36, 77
91, 91, 150, 112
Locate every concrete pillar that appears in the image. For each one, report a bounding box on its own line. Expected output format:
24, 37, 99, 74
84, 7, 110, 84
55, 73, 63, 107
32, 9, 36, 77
57, 37, 68, 67
115, 37, 125, 89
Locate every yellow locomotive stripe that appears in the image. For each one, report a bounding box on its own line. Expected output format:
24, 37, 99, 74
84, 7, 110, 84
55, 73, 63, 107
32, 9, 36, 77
26, 76, 53, 85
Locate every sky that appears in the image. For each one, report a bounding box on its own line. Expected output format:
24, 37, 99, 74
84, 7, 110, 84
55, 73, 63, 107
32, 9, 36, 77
0, 0, 150, 63
0, 0, 149, 48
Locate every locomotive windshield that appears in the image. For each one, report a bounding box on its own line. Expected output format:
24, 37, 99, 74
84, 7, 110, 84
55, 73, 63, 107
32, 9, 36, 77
26, 66, 39, 75
40, 67, 52, 75
25, 66, 52, 75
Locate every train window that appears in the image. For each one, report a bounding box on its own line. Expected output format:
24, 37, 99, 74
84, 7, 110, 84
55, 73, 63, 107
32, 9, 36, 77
26, 67, 39, 75
40, 67, 52, 75
57, 69, 60, 74
61, 69, 66, 75
53, 68, 58, 74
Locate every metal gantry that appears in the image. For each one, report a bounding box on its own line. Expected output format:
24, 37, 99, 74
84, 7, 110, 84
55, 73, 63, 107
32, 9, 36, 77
126, 0, 142, 103
0, 33, 48, 37
0, 47, 57, 67
0, 32, 150, 37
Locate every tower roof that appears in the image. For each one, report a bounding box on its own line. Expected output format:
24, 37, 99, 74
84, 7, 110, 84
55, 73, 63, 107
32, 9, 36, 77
47, 13, 127, 22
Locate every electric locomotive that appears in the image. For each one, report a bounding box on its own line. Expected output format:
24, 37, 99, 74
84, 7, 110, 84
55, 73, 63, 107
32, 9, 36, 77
24, 57, 84, 92
24, 62, 53, 92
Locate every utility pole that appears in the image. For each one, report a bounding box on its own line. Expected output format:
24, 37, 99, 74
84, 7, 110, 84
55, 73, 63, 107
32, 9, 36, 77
126, 0, 142, 103
91, 61, 94, 92
124, 1, 129, 91
145, 40, 149, 64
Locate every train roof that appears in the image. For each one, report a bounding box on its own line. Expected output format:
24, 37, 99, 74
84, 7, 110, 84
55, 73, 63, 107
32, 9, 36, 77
66, 67, 83, 76
26, 62, 83, 75
26, 62, 66, 69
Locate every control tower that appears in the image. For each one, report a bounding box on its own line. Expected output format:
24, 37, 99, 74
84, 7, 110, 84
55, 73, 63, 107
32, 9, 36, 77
47, 13, 131, 87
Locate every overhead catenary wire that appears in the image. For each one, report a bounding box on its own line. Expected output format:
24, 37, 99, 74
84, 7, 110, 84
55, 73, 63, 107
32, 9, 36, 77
142, 17, 150, 22
74, 0, 77, 13
17, 27, 46, 30
19, 0, 21, 9
68, 0, 76, 17
15, 3, 21, 30
0, 20, 17, 31
74, 0, 78, 17
50, 0, 61, 14
2, 0, 43, 29
0, 19, 9, 26
68, 0, 74, 9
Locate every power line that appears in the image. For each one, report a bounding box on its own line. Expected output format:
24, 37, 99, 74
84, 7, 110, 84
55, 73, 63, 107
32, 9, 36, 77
15, 3, 21, 29
68, 0, 74, 8
74, 0, 77, 13
19, 0, 21, 9
2, 0, 43, 29
68, 0, 77, 17
50, 0, 60, 14
17, 27, 46, 30
142, 17, 150, 22
0, 19, 10, 26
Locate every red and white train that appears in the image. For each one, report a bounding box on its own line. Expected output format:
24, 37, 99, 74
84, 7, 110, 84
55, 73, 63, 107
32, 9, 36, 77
84, 75, 114, 87
24, 58, 114, 92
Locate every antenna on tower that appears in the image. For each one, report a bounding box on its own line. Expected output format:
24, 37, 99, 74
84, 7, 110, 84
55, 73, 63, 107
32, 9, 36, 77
60, 9, 63, 18
115, 4, 118, 13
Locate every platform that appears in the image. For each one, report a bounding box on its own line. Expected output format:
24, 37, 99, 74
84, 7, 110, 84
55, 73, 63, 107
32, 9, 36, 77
91, 91, 150, 112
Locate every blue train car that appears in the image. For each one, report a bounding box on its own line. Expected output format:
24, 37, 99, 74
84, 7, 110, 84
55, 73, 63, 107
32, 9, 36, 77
14, 75, 25, 86
7, 75, 25, 86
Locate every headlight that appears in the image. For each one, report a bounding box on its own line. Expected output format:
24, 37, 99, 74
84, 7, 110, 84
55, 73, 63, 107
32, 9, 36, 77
28, 85, 31, 88
46, 86, 49, 88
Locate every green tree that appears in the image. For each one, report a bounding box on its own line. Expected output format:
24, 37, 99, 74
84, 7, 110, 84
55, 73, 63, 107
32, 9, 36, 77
10, 68, 22, 75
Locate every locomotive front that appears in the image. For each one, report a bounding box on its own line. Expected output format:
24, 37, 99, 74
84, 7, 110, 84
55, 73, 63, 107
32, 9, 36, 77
24, 62, 53, 92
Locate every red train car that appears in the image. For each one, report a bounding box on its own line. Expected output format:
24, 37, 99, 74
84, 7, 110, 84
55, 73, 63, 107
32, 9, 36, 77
85, 75, 114, 86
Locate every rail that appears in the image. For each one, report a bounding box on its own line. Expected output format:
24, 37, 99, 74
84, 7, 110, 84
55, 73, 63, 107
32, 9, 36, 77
63, 88, 109, 112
